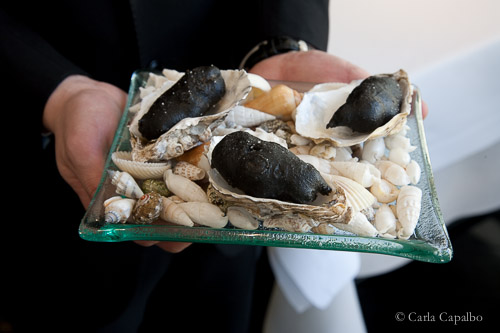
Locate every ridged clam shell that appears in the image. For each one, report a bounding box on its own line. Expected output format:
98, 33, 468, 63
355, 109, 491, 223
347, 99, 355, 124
321, 173, 376, 213
103, 196, 136, 224
294, 70, 412, 147
207, 169, 352, 224
112, 151, 171, 179
173, 161, 206, 181
109, 170, 144, 199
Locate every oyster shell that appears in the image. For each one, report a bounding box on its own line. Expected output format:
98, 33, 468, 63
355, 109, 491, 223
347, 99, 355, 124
294, 70, 412, 147
130, 69, 252, 162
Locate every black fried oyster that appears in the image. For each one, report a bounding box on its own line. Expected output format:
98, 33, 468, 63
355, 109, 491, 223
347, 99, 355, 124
211, 131, 332, 204
327, 75, 404, 133
139, 65, 226, 141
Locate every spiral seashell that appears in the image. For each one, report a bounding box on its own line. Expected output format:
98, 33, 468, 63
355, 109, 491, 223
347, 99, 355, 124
177, 202, 228, 228
103, 196, 136, 224
109, 170, 144, 199
396, 185, 422, 239
112, 151, 171, 180
244, 84, 302, 120
388, 147, 411, 167
160, 197, 194, 227
375, 160, 411, 186
331, 161, 381, 187
227, 206, 259, 230
374, 204, 397, 238
405, 160, 421, 185
141, 179, 171, 197
332, 212, 378, 237
370, 179, 400, 203
225, 105, 275, 128
163, 169, 209, 203
361, 137, 385, 164
132, 192, 163, 224
173, 161, 206, 181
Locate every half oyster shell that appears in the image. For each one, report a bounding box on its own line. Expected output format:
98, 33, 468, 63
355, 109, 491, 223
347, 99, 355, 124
294, 69, 412, 147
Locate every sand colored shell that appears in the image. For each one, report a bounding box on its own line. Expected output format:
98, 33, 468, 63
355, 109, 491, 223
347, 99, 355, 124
396, 185, 422, 239
103, 196, 136, 224
370, 179, 400, 203
163, 169, 209, 203
160, 196, 194, 227
331, 212, 379, 237
375, 160, 411, 186
321, 173, 376, 214
244, 84, 302, 120
132, 192, 163, 224
330, 161, 381, 188
112, 151, 171, 179
294, 70, 412, 147
173, 161, 206, 181
374, 204, 397, 238
109, 170, 144, 199
177, 202, 228, 228
227, 206, 259, 230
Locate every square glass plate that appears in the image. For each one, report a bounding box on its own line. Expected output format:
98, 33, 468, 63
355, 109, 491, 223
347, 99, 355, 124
79, 70, 453, 263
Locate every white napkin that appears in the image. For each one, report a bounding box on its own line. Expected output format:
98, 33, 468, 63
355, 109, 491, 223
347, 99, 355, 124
267, 247, 360, 313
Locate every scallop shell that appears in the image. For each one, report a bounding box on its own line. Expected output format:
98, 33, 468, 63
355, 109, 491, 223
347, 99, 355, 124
173, 161, 206, 181
294, 70, 412, 147
112, 151, 171, 179
109, 170, 144, 199
103, 196, 136, 224
132, 192, 163, 224
321, 173, 376, 213
130, 69, 252, 162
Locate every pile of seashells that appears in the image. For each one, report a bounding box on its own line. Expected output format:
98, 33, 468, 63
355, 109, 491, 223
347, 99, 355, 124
103, 67, 423, 240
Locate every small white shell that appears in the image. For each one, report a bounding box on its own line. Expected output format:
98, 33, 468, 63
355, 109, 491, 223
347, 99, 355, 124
405, 160, 421, 185
361, 137, 385, 164
334, 147, 355, 161
112, 151, 171, 179
370, 179, 400, 203
296, 155, 340, 175
375, 160, 411, 186
109, 170, 144, 199
332, 212, 378, 237
396, 185, 422, 239
177, 202, 228, 228
388, 147, 411, 167
160, 197, 194, 227
384, 134, 416, 151
224, 105, 275, 128
227, 206, 259, 230
374, 204, 397, 237
103, 196, 136, 224
163, 169, 209, 203
173, 161, 206, 181
331, 161, 381, 187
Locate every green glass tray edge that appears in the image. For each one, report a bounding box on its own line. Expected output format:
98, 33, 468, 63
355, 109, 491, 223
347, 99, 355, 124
79, 70, 453, 264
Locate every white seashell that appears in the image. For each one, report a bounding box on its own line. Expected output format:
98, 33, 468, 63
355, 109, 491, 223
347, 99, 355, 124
374, 204, 397, 236
331, 161, 381, 187
334, 147, 355, 161
296, 155, 339, 175
227, 206, 259, 230
224, 105, 275, 128
247, 73, 272, 92
109, 170, 144, 199
388, 147, 411, 167
177, 202, 228, 228
309, 143, 336, 160
160, 197, 194, 227
396, 185, 422, 239
322, 174, 376, 213
173, 161, 206, 181
332, 212, 378, 237
375, 160, 411, 186
103, 196, 136, 224
405, 160, 421, 185
263, 214, 314, 233
361, 137, 385, 164
384, 134, 416, 152
290, 134, 312, 146
112, 151, 171, 179
370, 179, 400, 203
163, 169, 209, 203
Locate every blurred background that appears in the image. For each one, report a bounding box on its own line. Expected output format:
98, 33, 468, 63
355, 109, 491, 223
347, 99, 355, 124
265, 1, 499, 332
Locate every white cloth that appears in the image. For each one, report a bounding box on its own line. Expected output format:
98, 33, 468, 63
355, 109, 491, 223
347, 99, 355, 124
267, 247, 360, 313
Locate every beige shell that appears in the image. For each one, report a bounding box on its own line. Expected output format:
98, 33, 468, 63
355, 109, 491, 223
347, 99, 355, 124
160, 196, 194, 227
375, 160, 411, 186
331, 212, 379, 237
207, 169, 352, 224
244, 84, 302, 120
374, 204, 397, 238
173, 161, 206, 181
177, 202, 228, 228
103, 196, 136, 224
330, 161, 381, 188
294, 70, 412, 147
396, 185, 422, 239
370, 179, 400, 203
321, 173, 376, 214
109, 170, 144, 199
227, 206, 259, 230
163, 169, 209, 203
112, 151, 171, 179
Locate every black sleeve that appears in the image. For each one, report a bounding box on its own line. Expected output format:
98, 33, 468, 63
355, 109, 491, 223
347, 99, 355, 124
0, 8, 88, 123
255, 0, 330, 51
